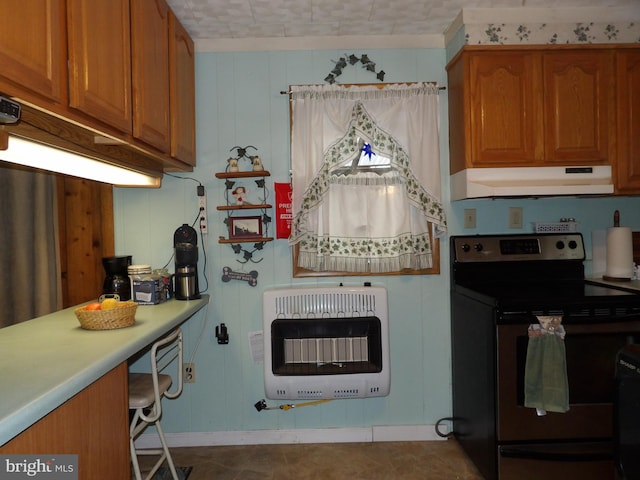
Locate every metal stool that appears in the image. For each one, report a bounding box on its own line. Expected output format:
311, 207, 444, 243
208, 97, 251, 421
129, 328, 183, 480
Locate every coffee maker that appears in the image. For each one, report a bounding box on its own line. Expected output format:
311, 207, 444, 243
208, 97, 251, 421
174, 224, 200, 300
102, 255, 132, 300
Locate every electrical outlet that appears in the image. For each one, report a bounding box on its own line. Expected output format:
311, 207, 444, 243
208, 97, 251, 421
464, 208, 476, 229
184, 363, 196, 383
508, 207, 523, 229
197, 191, 208, 234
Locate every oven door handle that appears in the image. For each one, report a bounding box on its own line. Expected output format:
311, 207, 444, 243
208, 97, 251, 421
500, 446, 612, 462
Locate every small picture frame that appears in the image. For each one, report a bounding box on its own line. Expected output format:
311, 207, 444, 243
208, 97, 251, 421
229, 216, 263, 240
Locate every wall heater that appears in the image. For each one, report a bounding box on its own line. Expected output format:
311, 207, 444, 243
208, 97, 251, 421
263, 285, 390, 400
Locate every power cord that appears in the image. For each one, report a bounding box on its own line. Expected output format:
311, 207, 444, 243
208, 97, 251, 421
164, 172, 212, 370
164, 172, 201, 185
435, 417, 456, 438
160, 173, 210, 294
197, 220, 209, 294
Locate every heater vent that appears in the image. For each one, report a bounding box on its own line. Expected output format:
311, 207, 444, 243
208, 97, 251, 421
334, 389, 361, 398
273, 291, 379, 318
297, 389, 323, 399
263, 285, 390, 400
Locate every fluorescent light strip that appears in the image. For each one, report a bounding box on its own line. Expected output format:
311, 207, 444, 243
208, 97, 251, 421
0, 135, 161, 187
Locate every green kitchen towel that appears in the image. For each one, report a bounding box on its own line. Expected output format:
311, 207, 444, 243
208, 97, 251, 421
524, 322, 569, 414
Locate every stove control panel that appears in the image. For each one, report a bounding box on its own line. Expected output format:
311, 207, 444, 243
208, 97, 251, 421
453, 233, 585, 262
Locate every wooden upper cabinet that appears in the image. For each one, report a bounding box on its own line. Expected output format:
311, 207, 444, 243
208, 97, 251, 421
543, 51, 613, 164
67, 0, 133, 134
131, 0, 171, 152
468, 52, 542, 167
447, 46, 614, 173
0, 0, 195, 171
615, 49, 640, 193
0, 0, 66, 105
169, 12, 196, 166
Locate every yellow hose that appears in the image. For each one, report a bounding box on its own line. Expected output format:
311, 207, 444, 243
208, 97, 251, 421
255, 398, 332, 412
279, 399, 332, 411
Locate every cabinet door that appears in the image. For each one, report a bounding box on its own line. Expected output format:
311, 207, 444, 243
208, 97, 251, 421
615, 50, 640, 193
131, 0, 171, 152
169, 11, 196, 166
0, 0, 66, 104
543, 51, 613, 164
468, 52, 542, 166
67, 0, 132, 133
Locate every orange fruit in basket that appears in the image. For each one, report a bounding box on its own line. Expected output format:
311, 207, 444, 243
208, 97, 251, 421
85, 302, 102, 311
101, 298, 119, 310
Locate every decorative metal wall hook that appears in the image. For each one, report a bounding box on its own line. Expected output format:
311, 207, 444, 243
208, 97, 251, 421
231, 242, 266, 264
230, 145, 257, 159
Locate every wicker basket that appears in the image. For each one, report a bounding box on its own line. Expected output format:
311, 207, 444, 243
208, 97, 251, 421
74, 302, 137, 330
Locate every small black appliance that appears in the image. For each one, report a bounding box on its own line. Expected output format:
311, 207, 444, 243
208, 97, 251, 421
174, 224, 200, 300
102, 255, 132, 300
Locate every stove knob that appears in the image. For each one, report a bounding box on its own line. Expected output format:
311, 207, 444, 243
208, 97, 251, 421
474, 243, 483, 252
461, 243, 470, 252
556, 241, 565, 249
568, 240, 578, 249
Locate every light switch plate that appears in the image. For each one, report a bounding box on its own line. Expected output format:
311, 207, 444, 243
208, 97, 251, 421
509, 207, 523, 229
464, 209, 476, 229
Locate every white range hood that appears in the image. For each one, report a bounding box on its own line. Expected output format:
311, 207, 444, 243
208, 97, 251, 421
451, 165, 614, 200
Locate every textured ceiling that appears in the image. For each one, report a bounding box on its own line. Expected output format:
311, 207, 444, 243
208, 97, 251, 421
165, 0, 635, 40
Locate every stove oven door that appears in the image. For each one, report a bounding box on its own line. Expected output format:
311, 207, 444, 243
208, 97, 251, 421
496, 317, 640, 480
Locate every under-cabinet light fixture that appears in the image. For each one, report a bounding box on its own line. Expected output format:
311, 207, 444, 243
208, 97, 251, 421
0, 135, 161, 187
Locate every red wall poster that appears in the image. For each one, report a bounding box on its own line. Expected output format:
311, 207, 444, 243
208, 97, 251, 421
274, 182, 292, 239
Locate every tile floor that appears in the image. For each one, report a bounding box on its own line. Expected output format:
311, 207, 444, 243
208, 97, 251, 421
141, 439, 484, 479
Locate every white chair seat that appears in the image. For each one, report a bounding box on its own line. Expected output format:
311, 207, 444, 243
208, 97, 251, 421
129, 373, 172, 409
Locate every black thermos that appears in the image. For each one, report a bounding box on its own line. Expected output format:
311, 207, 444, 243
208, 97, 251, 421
173, 224, 200, 300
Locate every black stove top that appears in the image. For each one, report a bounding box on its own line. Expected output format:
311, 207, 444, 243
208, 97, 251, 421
451, 233, 640, 321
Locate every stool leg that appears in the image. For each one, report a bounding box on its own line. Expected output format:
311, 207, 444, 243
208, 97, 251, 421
130, 410, 144, 480
155, 420, 179, 479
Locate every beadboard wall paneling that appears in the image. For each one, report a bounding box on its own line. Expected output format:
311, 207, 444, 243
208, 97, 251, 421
114, 48, 640, 441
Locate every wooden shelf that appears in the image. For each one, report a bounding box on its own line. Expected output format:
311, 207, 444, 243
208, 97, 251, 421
218, 237, 273, 244
216, 204, 272, 211
215, 170, 271, 179
216, 162, 273, 258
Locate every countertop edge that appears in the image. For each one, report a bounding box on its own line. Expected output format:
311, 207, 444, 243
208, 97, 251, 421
586, 277, 640, 292
0, 295, 209, 446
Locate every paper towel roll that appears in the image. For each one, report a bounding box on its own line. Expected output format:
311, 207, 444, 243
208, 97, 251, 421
605, 227, 634, 280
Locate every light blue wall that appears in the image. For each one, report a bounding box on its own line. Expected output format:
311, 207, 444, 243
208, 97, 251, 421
114, 47, 640, 437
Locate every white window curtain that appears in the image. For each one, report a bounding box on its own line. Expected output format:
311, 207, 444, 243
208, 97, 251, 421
289, 83, 447, 273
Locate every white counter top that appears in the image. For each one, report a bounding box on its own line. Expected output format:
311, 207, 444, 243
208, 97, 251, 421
0, 296, 208, 446
586, 277, 640, 292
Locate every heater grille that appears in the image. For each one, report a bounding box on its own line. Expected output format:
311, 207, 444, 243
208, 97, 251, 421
263, 285, 390, 400
273, 291, 379, 318
284, 337, 369, 364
